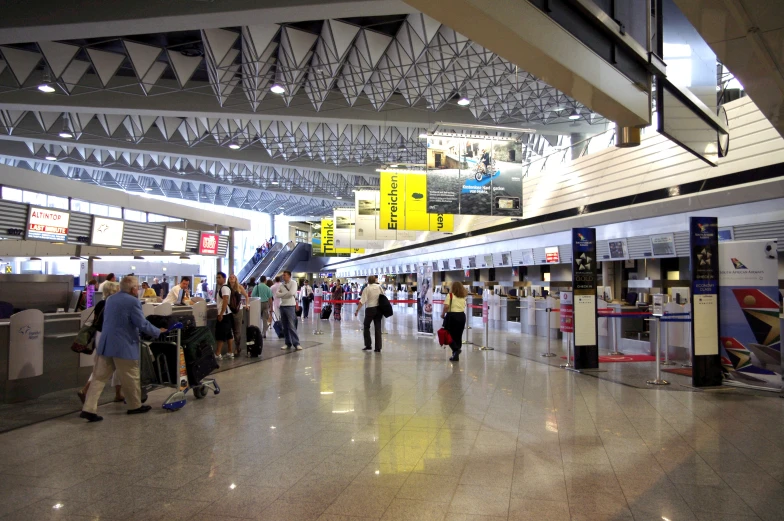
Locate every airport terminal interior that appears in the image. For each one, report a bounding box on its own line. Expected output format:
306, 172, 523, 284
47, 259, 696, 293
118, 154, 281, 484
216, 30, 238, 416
0, 0, 784, 519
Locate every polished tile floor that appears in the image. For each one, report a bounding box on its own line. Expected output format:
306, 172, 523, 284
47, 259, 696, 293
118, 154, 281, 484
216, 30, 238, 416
1, 307, 783, 521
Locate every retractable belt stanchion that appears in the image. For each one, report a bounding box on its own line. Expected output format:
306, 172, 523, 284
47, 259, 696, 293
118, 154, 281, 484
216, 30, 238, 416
682, 318, 693, 368
541, 307, 557, 357
313, 289, 324, 335
660, 312, 690, 366
646, 316, 669, 386
661, 319, 676, 366
607, 315, 624, 356
560, 332, 574, 369
463, 307, 472, 346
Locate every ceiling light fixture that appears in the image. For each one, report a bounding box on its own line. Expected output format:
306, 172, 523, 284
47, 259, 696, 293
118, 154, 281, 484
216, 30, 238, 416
336, 196, 343, 199
30, 257, 42, 261
59, 114, 73, 138
144, 187, 154, 191
179, 255, 190, 260
228, 143, 241, 150
271, 180, 279, 185
270, 84, 285, 94
457, 98, 470, 106
38, 67, 56, 93
435, 122, 535, 133
389, 164, 399, 168
133, 255, 145, 260
418, 133, 428, 139
568, 110, 581, 120
45, 155, 57, 161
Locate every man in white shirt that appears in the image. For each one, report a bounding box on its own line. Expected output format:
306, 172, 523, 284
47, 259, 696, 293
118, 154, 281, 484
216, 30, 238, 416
98, 273, 116, 293
214, 272, 234, 360
355, 275, 384, 352
276, 270, 301, 350
300, 280, 314, 318
162, 277, 191, 305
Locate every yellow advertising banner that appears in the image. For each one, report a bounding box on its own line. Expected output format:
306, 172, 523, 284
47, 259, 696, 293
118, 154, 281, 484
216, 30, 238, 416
320, 219, 364, 254
378, 171, 454, 232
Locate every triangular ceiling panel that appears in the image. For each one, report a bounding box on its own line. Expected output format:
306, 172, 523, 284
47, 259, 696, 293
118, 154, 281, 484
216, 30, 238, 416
0, 46, 41, 85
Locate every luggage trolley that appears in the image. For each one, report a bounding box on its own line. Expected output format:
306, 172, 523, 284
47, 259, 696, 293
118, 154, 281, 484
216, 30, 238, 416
141, 324, 220, 412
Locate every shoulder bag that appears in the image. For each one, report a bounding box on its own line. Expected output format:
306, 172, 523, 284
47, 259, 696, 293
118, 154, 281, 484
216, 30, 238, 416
71, 305, 104, 355
437, 293, 454, 347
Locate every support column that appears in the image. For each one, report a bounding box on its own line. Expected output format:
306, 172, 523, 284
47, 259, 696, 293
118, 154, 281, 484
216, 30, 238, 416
228, 227, 235, 275
87, 257, 94, 281
571, 133, 587, 160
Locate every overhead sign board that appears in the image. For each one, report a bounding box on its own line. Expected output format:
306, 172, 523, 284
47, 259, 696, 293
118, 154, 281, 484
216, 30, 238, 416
163, 227, 188, 252
199, 232, 220, 255
606, 238, 628, 260
650, 233, 676, 257
26, 206, 69, 242
545, 246, 560, 263
91, 216, 124, 247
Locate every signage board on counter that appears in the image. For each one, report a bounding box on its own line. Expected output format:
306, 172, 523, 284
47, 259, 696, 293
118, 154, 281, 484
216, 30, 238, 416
545, 246, 560, 264
163, 227, 188, 252
606, 238, 628, 260
26, 206, 69, 242
519, 249, 534, 265
651, 233, 676, 257
91, 216, 124, 247
199, 232, 220, 255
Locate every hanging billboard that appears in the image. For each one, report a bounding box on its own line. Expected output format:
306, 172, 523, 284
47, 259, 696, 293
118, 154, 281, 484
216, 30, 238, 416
425, 135, 523, 216
91, 216, 124, 247
163, 227, 188, 252
334, 209, 384, 250
320, 218, 365, 255
355, 189, 417, 240
198, 232, 220, 255
375, 176, 454, 233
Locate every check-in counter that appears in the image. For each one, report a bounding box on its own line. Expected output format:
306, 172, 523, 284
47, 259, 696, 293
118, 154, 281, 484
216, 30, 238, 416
0, 302, 253, 404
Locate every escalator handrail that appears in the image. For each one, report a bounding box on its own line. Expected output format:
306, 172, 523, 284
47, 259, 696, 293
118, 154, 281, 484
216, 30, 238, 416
264, 242, 307, 278
239, 242, 283, 284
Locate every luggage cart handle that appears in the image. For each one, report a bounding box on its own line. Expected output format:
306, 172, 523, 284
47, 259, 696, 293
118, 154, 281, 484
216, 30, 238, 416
167, 322, 184, 331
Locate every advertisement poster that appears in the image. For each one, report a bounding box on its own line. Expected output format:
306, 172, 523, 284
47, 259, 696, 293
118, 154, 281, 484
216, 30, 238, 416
26, 206, 69, 242
336, 208, 385, 250
320, 219, 365, 255
198, 232, 219, 255
560, 291, 574, 333
163, 227, 188, 252
417, 264, 433, 335
425, 135, 523, 216
719, 239, 780, 390
689, 217, 723, 386
651, 233, 677, 257
572, 228, 598, 369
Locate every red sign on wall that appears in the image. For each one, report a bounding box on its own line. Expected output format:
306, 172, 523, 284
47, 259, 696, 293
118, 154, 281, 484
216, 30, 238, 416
545, 246, 560, 263
199, 232, 219, 255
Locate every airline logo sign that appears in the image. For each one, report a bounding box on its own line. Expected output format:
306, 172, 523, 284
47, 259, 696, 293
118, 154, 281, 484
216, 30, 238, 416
320, 219, 364, 255
27, 206, 70, 242
379, 172, 454, 232
199, 232, 220, 255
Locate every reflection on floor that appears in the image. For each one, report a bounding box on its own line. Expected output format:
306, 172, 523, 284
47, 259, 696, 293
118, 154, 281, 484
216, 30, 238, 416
0, 306, 783, 521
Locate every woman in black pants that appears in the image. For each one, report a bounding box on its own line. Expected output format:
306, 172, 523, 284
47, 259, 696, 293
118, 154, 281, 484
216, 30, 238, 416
441, 281, 468, 362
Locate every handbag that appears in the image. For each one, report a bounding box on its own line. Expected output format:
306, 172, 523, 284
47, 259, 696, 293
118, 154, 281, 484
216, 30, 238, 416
437, 293, 454, 348
71, 306, 104, 355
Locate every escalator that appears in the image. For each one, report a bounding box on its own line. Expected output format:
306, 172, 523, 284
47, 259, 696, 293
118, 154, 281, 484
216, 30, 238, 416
238, 242, 283, 285
262, 242, 310, 279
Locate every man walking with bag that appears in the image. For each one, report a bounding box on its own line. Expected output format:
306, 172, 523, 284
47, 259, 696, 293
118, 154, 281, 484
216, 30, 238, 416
251, 275, 273, 338
276, 271, 301, 350
355, 275, 385, 352
300, 280, 314, 318
80, 276, 167, 422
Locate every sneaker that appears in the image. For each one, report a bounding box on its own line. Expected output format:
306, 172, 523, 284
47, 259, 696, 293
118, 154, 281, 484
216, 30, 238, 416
216, 354, 223, 360
281, 345, 288, 350
226, 353, 234, 359
80, 411, 103, 422
295, 345, 303, 350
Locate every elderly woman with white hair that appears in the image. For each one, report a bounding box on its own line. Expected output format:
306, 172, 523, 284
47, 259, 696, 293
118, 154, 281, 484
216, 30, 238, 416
78, 281, 123, 403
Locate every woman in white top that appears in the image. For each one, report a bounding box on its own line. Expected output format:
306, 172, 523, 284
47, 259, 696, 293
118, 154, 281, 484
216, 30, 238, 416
228, 274, 248, 356
440, 281, 468, 362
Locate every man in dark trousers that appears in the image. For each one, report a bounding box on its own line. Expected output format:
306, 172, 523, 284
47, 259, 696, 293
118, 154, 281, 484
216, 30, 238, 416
355, 275, 384, 352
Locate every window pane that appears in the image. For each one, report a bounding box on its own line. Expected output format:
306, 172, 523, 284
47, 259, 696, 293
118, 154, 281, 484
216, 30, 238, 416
71, 199, 89, 213
90, 203, 108, 216
46, 195, 69, 210
23, 191, 47, 206
2, 187, 23, 202
107, 206, 122, 218
124, 209, 146, 222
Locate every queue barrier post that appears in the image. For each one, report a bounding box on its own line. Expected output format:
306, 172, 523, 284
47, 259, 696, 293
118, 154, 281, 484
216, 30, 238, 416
478, 305, 493, 351
646, 317, 669, 386
607, 315, 624, 356
463, 307, 472, 345
661, 319, 676, 366
559, 332, 574, 369
682, 317, 693, 368
541, 307, 557, 357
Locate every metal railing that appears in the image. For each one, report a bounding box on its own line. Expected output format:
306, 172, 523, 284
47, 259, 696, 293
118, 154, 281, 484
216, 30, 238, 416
239, 242, 283, 284
262, 241, 299, 279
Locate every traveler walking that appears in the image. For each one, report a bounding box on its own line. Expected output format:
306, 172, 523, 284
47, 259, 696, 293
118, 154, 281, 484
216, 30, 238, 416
80, 276, 166, 422
441, 281, 468, 362
214, 272, 234, 360
355, 276, 384, 352
270, 276, 282, 319
332, 280, 344, 321
78, 281, 124, 404
300, 280, 314, 318
228, 274, 248, 356
252, 275, 273, 338
276, 271, 301, 350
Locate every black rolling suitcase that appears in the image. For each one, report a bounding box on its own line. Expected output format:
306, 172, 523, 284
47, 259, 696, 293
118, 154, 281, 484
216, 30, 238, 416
187, 343, 219, 384
320, 304, 332, 319
246, 326, 262, 357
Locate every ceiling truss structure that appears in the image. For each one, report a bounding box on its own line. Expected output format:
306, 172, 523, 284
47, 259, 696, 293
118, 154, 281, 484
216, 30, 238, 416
0, 14, 602, 126
0, 157, 341, 216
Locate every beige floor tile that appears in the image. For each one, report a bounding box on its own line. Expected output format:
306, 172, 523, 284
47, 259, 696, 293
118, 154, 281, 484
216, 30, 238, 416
397, 473, 459, 503
448, 485, 510, 517
508, 498, 570, 521
381, 498, 448, 521
323, 484, 398, 518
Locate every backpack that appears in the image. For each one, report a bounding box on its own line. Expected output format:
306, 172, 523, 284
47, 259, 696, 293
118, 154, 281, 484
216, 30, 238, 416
378, 293, 393, 318
246, 326, 262, 357
220, 285, 241, 313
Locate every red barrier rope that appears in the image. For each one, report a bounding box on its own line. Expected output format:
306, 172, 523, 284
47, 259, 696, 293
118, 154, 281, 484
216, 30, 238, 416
321, 299, 418, 304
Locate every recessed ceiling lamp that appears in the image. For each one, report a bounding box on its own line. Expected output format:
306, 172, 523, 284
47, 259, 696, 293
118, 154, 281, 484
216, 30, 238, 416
271, 180, 279, 185
457, 98, 470, 106
568, 110, 581, 120
144, 187, 154, 191
270, 84, 285, 94
336, 196, 343, 199
45, 155, 57, 161
418, 133, 428, 139
228, 143, 241, 150
389, 164, 399, 168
